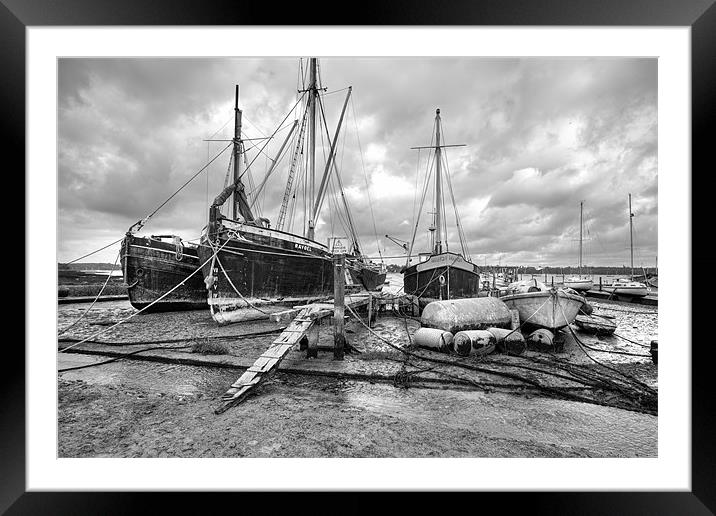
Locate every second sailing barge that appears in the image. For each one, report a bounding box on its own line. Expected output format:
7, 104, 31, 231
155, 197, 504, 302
402, 109, 480, 303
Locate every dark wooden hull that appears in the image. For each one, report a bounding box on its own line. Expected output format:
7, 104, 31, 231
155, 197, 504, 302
403, 252, 480, 300
198, 233, 335, 304
348, 263, 387, 292
121, 235, 208, 312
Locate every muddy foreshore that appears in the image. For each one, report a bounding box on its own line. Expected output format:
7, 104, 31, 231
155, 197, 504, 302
57, 298, 657, 458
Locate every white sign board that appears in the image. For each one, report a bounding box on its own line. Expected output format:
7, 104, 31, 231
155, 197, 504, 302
327, 236, 350, 255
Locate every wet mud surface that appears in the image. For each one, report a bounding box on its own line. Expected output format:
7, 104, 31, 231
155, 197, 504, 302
59, 360, 656, 458
58, 294, 657, 458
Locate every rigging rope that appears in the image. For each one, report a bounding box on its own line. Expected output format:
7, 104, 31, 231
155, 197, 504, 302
350, 96, 384, 264
63, 237, 125, 265
58, 250, 121, 335
131, 142, 233, 233
213, 252, 270, 315
239, 92, 307, 182
59, 237, 233, 353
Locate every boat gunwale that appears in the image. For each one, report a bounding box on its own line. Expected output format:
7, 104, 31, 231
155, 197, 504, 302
212, 218, 331, 251
499, 290, 586, 304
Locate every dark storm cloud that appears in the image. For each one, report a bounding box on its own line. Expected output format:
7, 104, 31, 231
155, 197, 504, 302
58, 57, 657, 267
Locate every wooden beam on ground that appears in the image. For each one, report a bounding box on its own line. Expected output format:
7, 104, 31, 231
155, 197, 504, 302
214, 290, 380, 414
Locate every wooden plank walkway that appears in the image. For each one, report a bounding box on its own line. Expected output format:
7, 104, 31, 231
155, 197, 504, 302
214, 293, 375, 414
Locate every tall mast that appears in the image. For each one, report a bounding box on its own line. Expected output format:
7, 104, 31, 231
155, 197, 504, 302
408, 109, 465, 261
306, 58, 317, 239
232, 85, 243, 221
629, 193, 634, 279
434, 108, 443, 255
578, 201, 583, 275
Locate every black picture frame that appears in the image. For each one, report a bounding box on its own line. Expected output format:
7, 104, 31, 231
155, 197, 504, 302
5, 0, 712, 513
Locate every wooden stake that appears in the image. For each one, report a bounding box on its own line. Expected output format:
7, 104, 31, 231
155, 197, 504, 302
333, 254, 346, 360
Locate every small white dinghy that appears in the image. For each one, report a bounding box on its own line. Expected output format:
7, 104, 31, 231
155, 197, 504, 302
563, 276, 594, 291
500, 279, 586, 331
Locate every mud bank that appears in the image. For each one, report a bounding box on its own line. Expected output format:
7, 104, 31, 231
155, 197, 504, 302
57, 297, 657, 457
59, 359, 656, 458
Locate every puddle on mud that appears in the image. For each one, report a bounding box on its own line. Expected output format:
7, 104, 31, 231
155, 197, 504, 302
58, 354, 235, 398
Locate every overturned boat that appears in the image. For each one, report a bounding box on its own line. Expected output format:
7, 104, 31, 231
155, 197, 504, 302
575, 314, 617, 335
500, 279, 586, 331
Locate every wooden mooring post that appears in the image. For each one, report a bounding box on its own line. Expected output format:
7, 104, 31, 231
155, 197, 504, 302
333, 254, 346, 360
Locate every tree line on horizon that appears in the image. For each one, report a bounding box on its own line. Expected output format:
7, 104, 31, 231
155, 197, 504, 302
383, 263, 657, 274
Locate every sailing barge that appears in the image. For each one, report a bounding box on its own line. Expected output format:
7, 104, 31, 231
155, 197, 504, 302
199, 58, 385, 324
402, 109, 480, 303
121, 233, 207, 312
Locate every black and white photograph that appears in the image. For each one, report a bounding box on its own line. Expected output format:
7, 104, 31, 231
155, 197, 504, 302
55, 55, 660, 459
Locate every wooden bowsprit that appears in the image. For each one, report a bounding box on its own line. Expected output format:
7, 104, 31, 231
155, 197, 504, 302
213, 293, 375, 414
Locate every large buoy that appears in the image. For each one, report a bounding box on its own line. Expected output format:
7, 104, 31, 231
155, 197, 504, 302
486, 327, 526, 356
421, 297, 512, 333
527, 328, 554, 349
412, 327, 453, 352
453, 330, 497, 357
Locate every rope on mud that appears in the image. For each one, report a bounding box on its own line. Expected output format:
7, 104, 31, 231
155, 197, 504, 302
613, 332, 652, 348
57, 327, 287, 347
58, 238, 233, 353
58, 250, 122, 336
58, 344, 194, 372
357, 299, 656, 413
558, 303, 657, 397
393, 365, 434, 389
345, 304, 643, 410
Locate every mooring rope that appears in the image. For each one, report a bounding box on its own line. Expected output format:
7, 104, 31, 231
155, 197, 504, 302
58, 250, 121, 335
557, 302, 656, 395
345, 304, 630, 409
58, 344, 194, 373
58, 238, 232, 353
214, 254, 271, 315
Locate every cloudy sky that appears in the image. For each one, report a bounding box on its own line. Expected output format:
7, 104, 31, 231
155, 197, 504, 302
58, 57, 657, 268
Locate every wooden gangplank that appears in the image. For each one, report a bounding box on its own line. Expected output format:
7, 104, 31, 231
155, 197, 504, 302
214, 293, 373, 414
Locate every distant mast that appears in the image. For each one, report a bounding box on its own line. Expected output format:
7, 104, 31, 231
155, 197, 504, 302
578, 201, 583, 275
629, 193, 634, 280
